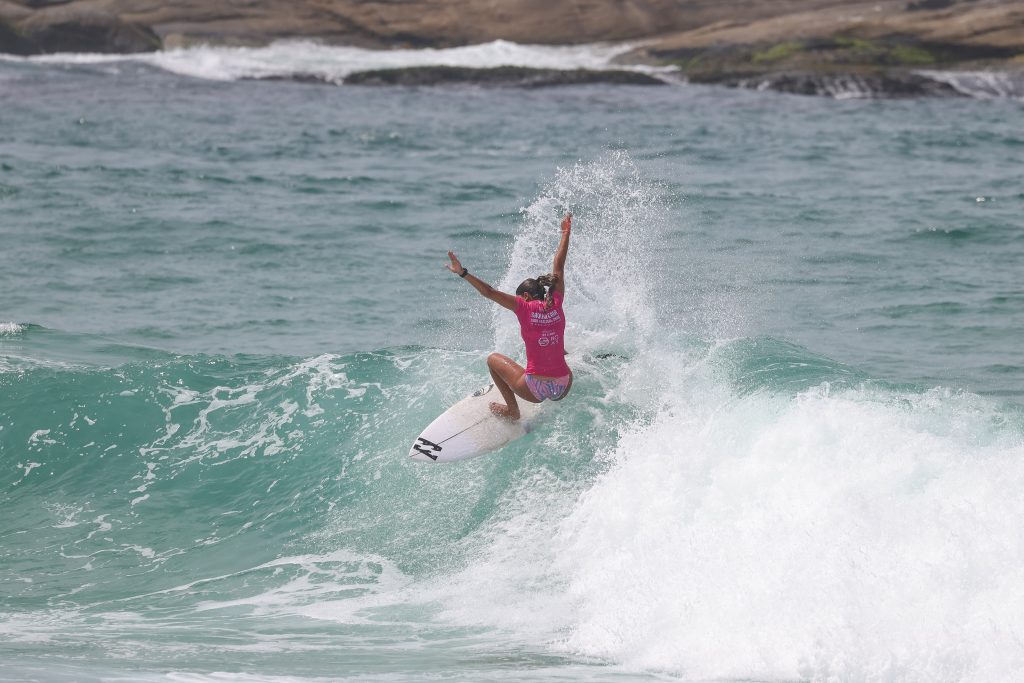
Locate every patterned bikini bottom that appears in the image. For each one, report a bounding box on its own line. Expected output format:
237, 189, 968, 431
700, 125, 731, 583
524, 373, 572, 402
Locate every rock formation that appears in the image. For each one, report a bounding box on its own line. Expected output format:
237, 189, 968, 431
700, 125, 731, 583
0, 0, 1020, 97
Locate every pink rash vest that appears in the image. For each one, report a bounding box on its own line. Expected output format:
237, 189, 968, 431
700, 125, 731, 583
514, 290, 570, 377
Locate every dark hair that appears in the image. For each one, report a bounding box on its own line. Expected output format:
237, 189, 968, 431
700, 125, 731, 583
516, 273, 558, 309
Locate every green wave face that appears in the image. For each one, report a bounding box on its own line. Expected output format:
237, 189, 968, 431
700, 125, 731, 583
0, 323, 650, 678
0, 326, 631, 601
3, 344, 494, 595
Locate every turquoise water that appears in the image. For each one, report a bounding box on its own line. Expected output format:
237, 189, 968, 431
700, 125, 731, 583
2, 48, 1024, 682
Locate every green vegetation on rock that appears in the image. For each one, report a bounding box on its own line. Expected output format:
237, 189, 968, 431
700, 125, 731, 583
752, 41, 804, 64
671, 35, 950, 83
750, 36, 938, 68
889, 44, 936, 65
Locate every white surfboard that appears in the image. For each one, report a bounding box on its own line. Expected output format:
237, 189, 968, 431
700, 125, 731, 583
409, 385, 542, 463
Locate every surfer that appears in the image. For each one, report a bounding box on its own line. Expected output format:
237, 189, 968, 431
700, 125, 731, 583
446, 213, 573, 420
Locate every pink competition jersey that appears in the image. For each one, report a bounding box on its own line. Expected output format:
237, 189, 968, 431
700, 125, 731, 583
514, 290, 570, 377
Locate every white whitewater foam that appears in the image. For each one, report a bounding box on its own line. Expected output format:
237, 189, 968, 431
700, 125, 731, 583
145, 353, 357, 468
557, 384, 1024, 680
18, 39, 673, 84
188, 550, 408, 619
113, 549, 407, 623
436, 372, 1024, 681
917, 70, 1024, 100
0, 322, 26, 335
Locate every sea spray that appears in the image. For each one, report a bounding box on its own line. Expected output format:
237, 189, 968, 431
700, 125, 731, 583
553, 379, 1024, 680
496, 152, 666, 360
425, 155, 1024, 682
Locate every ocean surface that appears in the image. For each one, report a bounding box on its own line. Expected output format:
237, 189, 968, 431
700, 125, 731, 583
2, 42, 1024, 682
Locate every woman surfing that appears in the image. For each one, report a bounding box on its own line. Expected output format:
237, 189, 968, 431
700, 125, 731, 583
445, 213, 573, 420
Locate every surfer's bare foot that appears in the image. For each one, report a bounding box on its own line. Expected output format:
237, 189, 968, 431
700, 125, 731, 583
489, 401, 520, 420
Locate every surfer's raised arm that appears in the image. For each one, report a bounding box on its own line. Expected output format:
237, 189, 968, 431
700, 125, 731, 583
551, 213, 571, 294
446, 251, 517, 311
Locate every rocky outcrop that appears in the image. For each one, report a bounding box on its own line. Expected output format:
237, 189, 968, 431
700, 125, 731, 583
0, 0, 712, 53
247, 66, 666, 87
342, 65, 667, 87
632, 0, 1024, 97
0, 0, 33, 54
8, 0, 1005, 54
1, 3, 159, 54
0, 17, 34, 55
0, 0, 1021, 98
659, 34, 1019, 81
19, 5, 160, 53
638, 0, 1024, 56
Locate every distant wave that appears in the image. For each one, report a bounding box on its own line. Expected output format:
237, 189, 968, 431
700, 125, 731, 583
8, 39, 674, 84
6, 40, 1021, 99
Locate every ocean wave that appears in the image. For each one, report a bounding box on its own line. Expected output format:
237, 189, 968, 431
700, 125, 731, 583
0, 322, 26, 335
433, 372, 1024, 681
901, 221, 1023, 246
6, 319, 1024, 681
12, 39, 672, 84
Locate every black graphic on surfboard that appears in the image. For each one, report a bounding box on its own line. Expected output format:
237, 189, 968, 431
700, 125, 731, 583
412, 437, 442, 460
408, 385, 542, 463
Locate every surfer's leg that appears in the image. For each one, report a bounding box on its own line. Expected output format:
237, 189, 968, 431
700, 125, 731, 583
487, 353, 539, 420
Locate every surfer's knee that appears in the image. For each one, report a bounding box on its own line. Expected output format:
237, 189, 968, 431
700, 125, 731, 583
487, 352, 506, 369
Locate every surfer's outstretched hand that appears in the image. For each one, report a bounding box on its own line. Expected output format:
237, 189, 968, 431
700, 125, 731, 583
445, 250, 464, 275
561, 213, 572, 234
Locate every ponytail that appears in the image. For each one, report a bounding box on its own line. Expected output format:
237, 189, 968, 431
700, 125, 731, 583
516, 273, 559, 309
535, 273, 558, 310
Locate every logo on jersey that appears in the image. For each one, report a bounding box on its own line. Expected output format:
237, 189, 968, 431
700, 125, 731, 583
530, 309, 562, 324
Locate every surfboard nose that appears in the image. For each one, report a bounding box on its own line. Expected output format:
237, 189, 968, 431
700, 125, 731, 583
408, 447, 435, 462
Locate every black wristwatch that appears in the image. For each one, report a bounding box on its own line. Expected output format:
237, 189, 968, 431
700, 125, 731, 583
459, 267, 468, 278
